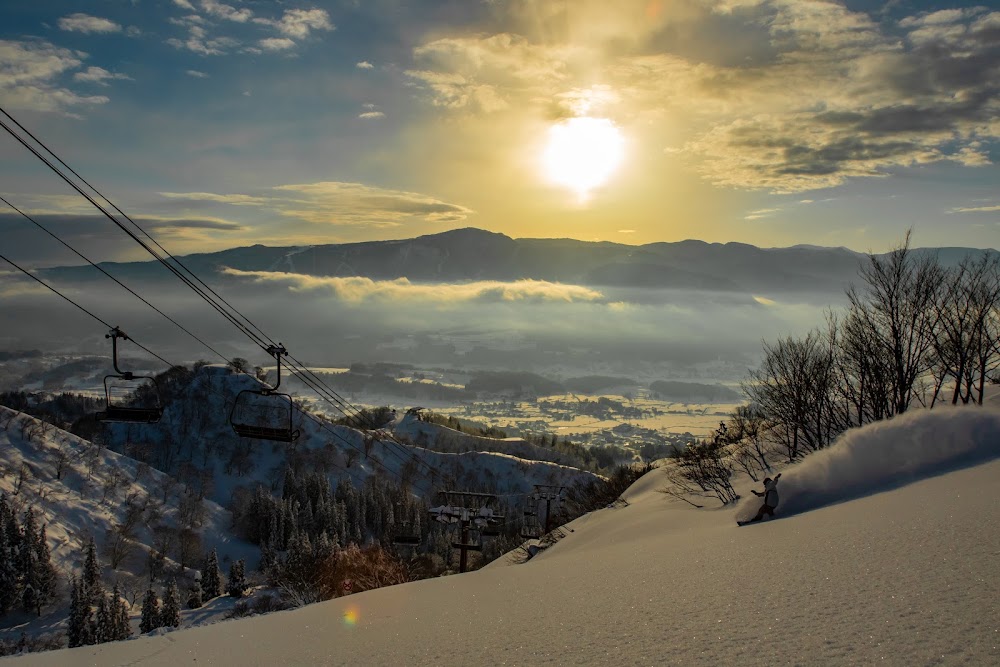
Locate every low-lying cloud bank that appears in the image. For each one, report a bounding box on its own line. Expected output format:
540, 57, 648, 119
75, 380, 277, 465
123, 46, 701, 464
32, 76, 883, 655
221, 268, 605, 303
738, 405, 1000, 522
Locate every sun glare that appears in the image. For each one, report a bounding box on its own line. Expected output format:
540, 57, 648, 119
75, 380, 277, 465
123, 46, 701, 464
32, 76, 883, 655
542, 117, 625, 200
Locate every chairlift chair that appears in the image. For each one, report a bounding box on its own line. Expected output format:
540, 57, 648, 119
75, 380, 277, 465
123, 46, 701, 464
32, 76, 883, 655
229, 344, 300, 443
96, 327, 163, 424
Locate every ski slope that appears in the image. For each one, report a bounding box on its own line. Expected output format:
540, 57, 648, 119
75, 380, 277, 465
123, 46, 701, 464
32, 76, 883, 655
12, 405, 1000, 666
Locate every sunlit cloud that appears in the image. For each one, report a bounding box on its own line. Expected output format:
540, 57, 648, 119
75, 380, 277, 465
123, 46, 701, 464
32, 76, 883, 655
159, 192, 269, 206
406, 2, 1000, 194
745, 208, 780, 221
0, 40, 108, 114
221, 269, 606, 304
200, 0, 252, 24
186, 69, 209, 78
73, 67, 132, 86
253, 8, 333, 39
259, 38, 296, 52
948, 204, 1000, 214
272, 182, 473, 226
57, 13, 121, 34
359, 103, 384, 119
356, 61, 374, 69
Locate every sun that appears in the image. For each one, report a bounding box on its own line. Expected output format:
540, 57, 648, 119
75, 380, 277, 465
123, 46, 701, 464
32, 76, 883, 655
542, 117, 625, 199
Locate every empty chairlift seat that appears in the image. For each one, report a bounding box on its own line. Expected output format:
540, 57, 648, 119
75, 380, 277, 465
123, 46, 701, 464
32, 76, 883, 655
96, 327, 164, 425
229, 344, 300, 443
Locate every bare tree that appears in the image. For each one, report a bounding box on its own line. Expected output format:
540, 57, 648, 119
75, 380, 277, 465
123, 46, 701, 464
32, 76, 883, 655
925, 253, 1000, 406
846, 232, 944, 416
744, 330, 838, 461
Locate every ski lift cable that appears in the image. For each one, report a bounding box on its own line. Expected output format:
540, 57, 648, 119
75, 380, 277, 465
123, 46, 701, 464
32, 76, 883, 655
1, 250, 373, 480
0, 107, 280, 353
0, 252, 172, 368
0, 195, 231, 363
280, 354, 444, 480
0, 110, 274, 354
1, 109, 444, 488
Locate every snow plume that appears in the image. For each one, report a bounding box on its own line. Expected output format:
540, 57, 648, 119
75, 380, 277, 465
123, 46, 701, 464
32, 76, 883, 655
737, 406, 1000, 521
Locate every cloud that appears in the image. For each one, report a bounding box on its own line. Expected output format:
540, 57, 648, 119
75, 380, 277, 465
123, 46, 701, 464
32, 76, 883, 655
173, 0, 196, 10
948, 204, 1000, 214
0, 40, 108, 114
186, 69, 209, 78
57, 13, 122, 34
200, 0, 253, 23
0, 212, 246, 267
253, 8, 333, 39
221, 270, 605, 305
405, 3, 1000, 193
73, 67, 132, 86
359, 103, 384, 119
166, 25, 238, 55
259, 38, 296, 52
273, 182, 474, 226
356, 61, 374, 69
158, 192, 269, 206
744, 208, 780, 221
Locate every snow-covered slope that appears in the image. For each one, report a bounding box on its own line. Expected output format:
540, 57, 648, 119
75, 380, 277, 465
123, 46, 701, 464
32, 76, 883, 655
14, 404, 1000, 665
103, 364, 600, 504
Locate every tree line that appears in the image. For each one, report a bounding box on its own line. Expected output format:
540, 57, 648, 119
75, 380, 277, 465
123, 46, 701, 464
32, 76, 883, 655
666, 235, 1000, 503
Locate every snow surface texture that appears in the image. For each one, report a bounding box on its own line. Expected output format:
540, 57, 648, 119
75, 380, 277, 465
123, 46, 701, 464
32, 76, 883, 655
736, 405, 1000, 522
11, 404, 1000, 666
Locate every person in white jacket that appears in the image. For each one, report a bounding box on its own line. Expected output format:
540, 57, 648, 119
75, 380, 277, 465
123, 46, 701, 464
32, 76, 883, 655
742, 473, 781, 524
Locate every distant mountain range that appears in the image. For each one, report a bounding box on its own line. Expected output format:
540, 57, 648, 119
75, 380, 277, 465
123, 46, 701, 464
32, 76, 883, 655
46, 228, 998, 294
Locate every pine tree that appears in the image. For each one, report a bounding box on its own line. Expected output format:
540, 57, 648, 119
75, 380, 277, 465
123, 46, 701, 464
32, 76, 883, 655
82, 536, 101, 605
187, 574, 203, 609
112, 584, 131, 640
0, 511, 17, 615
67, 578, 84, 648
139, 587, 160, 633
227, 559, 247, 598
32, 524, 57, 615
18, 509, 41, 615
202, 549, 221, 599
95, 592, 112, 643
160, 580, 181, 628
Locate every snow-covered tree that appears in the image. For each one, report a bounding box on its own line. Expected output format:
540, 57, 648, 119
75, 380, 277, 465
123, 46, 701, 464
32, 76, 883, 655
202, 548, 222, 599
82, 536, 102, 604
187, 573, 203, 609
160, 580, 181, 628
227, 559, 247, 598
139, 587, 160, 634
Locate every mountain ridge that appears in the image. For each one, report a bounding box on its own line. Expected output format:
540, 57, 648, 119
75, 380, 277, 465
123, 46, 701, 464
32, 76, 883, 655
43, 227, 999, 295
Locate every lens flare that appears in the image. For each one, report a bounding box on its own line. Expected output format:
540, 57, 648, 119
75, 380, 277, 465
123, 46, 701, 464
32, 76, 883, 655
343, 606, 359, 626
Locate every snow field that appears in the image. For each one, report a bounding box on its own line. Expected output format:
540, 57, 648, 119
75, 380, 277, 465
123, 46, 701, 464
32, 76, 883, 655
11, 404, 1000, 666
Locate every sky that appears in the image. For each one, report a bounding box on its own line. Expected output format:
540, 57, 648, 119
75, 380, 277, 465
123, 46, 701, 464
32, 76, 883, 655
9, 399, 1000, 665
0, 0, 998, 266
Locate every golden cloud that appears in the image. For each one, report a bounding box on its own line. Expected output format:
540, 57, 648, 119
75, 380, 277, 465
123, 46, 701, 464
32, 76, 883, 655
221, 269, 605, 304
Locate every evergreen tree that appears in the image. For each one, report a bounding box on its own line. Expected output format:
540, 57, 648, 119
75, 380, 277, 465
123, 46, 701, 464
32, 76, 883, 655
31, 524, 57, 615
95, 592, 112, 643
187, 574, 203, 609
139, 587, 160, 634
0, 506, 18, 615
227, 559, 247, 598
202, 549, 221, 599
82, 536, 101, 604
160, 580, 181, 628
112, 584, 131, 640
67, 578, 84, 648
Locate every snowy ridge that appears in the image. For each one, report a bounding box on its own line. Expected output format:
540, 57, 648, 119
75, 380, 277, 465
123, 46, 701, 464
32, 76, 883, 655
103, 365, 599, 506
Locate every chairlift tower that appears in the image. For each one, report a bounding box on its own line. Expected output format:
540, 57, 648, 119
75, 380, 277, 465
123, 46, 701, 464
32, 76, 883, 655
524, 484, 566, 536
428, 491, 505, 573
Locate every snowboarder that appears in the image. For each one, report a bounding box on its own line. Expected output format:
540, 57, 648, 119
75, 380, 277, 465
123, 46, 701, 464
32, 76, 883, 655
738, 473, 781, 525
